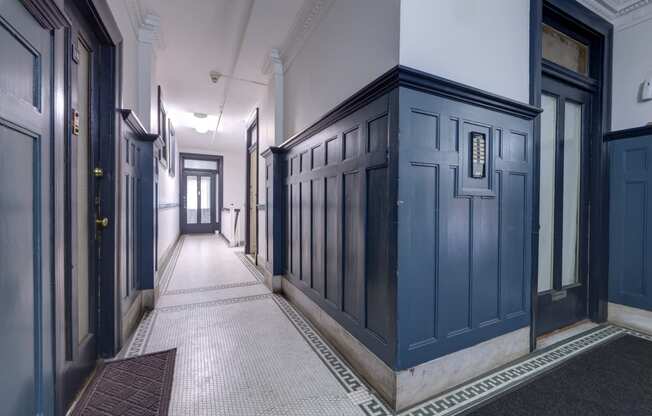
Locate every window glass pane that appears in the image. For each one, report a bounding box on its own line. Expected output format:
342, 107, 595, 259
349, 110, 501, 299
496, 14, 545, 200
77, 39, 91, 342
562, 101, 582, 286
187, 176, 197, 224
542, 24, 589, 76
200, 176, 211, 224
184, 159, 217, 170
538, 94, 557, 293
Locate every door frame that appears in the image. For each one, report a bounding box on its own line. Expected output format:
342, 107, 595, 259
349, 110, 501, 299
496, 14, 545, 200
179, 152, 223, 234
244, 108, 259, 261
529, 0, 612, 348
57, 0, 121, 413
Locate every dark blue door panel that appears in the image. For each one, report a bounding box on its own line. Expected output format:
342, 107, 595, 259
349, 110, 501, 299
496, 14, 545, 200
0, 0, 53, 414
609, 137, 652, 311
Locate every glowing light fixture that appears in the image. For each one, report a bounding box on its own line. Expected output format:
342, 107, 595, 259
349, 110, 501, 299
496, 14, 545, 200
168, 109, 218, 134
193, 113, 211, 134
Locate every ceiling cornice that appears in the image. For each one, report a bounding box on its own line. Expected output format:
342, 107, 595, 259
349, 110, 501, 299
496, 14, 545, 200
125, 0, 165, 49
261, 0, 335, 76
578, 0, 652, 30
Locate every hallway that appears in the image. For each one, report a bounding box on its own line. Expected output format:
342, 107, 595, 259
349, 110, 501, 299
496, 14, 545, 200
122, 234, 391, 415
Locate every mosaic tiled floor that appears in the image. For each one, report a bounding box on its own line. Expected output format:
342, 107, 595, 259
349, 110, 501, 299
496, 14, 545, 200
125, 234, 652, 416
126, 234, 391, 415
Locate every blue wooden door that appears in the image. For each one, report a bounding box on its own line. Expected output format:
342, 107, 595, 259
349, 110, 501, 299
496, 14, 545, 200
609, 136, 652, 311
0, 1, 54, 415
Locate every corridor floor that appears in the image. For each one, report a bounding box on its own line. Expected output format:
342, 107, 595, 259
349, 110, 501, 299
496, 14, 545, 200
122, 234, 391, 416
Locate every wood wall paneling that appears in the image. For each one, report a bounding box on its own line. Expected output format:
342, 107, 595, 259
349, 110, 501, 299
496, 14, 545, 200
282, 94, 396, 364
609, 136, 652, 311
396, 87, 532, 368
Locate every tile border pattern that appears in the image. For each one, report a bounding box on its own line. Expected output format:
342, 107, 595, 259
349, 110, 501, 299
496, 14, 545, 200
164, 280, 262, 295
271, 295, 393, 416
124, 309, 158, 358
158, 235, 185, 295
156, 293, 274, 313
235, 252, 265, 283
400, 324, 650, 416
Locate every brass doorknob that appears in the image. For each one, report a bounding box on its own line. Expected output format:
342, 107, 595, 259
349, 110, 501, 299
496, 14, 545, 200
96, 217, 109, 228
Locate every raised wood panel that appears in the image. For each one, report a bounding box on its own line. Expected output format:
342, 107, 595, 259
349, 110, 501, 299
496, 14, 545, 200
404, 163, 438, 350
311, 144, 324, 170
367, 114, 388, 154
324, 175, 339, 306
343, 127, 360, 160
410, 109, 439, 151
0, 123, 38, 414
500, 172, 528, 317
326, 136, 340, 165
0, 17, 39, 107
343, 170, 362, 322
365, 166, 391, 344
312, 177, 325, 295
397, 87, 532, 368
623, 182, 646, 295
609, 138, 652, 311
300, 181, 311, 284
291, 182, 300, 277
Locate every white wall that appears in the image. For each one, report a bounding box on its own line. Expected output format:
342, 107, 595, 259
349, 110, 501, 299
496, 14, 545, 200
107, 0, 138, 111
284, 0, 400, 138
612, 19, 652, 130
108, 0, 180, 265
399, 0, 530, 104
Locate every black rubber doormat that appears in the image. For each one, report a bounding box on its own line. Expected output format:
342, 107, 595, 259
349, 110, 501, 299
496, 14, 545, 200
466, 335, 652, 416
71, 349, 176, 416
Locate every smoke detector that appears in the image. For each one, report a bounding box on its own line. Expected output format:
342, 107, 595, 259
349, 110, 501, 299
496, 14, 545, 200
209, 71, 221, 84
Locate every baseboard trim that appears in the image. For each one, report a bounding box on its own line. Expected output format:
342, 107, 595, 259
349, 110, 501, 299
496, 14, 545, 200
155, 235, 184, 299
281, 276, 531, 412
608, 302, 652, 335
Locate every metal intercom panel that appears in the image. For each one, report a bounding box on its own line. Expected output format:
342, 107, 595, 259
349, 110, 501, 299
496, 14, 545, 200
471, 132, 486, 178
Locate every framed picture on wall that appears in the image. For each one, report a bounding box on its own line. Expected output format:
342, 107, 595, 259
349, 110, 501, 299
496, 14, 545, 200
157, 85, 169, 168
168, 119, 176, 177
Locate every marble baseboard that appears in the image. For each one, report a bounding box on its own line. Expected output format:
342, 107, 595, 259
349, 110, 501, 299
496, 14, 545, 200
609, 302, 652, 335
121, 292, 144, 347
395, 326, 530, 411
280, 277, 531, 412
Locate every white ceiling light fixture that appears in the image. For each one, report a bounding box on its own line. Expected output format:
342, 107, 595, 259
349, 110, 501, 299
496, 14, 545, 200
168, 109, 218, 134
193, 112, 212, 134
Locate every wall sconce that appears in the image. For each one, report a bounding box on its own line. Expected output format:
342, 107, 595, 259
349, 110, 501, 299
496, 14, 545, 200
641, 78, 652, 102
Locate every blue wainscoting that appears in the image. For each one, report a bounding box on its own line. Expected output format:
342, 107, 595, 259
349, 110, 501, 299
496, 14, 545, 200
396, 87, 534, 369
608, 130, 652, 311
281, 93, 398, 366
266, 66, 539, 371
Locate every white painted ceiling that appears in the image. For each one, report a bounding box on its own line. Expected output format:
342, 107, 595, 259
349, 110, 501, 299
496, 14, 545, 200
139, 0, 304, 152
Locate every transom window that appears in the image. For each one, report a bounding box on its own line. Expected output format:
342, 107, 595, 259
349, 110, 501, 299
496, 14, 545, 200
542, 24, 589, 76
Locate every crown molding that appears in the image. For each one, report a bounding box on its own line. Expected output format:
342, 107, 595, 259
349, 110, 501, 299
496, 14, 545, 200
577, 0, 652, 30
261, 0, 335, 76
125, 0, 165, 49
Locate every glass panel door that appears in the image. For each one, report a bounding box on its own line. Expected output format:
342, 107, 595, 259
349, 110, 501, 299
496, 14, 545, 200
561, 101, 583, 287
182, 172, 215, 233
186, 175, 198, 224
536, 75, 591, 336
538, 94, 557, 293
200, 175, 211, 224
